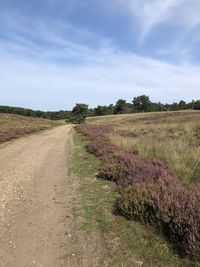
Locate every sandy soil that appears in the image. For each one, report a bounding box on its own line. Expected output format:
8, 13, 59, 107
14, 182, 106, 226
0, 125, 98, 267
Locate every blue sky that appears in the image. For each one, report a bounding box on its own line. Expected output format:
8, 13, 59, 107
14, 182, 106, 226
0, 0, 200, 110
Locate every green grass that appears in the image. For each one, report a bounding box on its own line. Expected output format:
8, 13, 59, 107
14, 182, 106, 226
109, 126, 200, 185
69, 130, 197, 267
87, 110, 200, 185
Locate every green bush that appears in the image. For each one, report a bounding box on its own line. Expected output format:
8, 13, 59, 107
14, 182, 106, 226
65, 114, 86, 124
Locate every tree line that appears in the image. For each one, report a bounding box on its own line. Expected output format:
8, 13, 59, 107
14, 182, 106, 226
93, 96, 200, 116
1, 95, 200, 123
67, 96, 200, 123
0, 105, 70, 120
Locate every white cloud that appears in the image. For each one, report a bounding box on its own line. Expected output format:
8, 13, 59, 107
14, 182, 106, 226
0, 10, 199, 110
1, 46, 200, 110
131, 0, 183, 39
116, 0, 200, 41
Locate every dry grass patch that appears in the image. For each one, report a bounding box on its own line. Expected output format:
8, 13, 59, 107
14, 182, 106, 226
105, 112, 200, 185
0, 113, 62, 143
87, 110, 200, 125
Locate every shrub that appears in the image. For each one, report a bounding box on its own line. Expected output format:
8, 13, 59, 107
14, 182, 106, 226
0, 127, 46, 143
75, 124, 200, 259
194, 100, 200, 110
117, 183, 200, 259
150, 183, 200, 258
116, 184, 152, 222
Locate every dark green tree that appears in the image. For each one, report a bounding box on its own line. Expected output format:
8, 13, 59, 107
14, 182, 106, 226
94, 105, 114, 116
72, 103, 88, 116
87, 108, 95, 117
179, 100, 186, 109
169, 102, 179, 111
66, 103, 88, 124
132, 95, 151, 112
114, 99, 127, 114
151, 102, 167, 112
194, 100, 200, 110
95, 105, 107, 116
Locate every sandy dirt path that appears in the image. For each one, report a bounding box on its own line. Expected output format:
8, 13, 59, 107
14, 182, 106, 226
0, 125, 86, 267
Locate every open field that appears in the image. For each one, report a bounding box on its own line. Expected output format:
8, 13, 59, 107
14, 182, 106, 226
0, 113, 62, 143
87, 110, 200, 185
87, 110, 200, 125
76, 110, 200, 264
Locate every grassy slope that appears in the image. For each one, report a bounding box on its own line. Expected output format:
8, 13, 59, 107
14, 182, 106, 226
69, 131, 195, 267
87, 110, 200, 185
87, 110, 200, 125
0, 113, 62, 142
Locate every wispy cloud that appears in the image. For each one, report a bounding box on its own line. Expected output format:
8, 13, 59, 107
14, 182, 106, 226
121, 0, 200, 40
0, 7, 199, 110
130, 0, 184, 39
112, 0, 200, 63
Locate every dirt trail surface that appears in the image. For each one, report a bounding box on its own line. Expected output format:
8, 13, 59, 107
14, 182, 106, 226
0, 126, 97, 267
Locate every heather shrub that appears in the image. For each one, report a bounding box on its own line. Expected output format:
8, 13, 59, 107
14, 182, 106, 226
116, 184, 153, 222
99, 152, 172, 186
75, 124, 200, 259
75, 124, 113, 140
117, 182, 200, 259
0, 127, 46, 142
150, 184, 200, 258
86, 138, 119, 159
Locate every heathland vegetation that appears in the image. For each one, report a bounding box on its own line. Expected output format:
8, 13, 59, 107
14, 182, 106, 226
0, 113, 61, 143
70, 131, 194, 266
75, 110, 200, 263
1, 97, 200, 263
1, 99, 200, 264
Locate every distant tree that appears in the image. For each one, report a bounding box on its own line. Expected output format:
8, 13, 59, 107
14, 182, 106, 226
95, 105, 107, 116
66, 103, 88, 124
132, 95, 151, 112
107, 104, 115, 115
194, 100, 200, 110
179, 100, 186, 110
169, 102, 179, 111
125, 103, 134, 113
114, 99, 127, 114
35, 110, 44, 118
185, 100, 194, 109
93, 104, 114, 116
0, 105, 70, 120
72, 103, 88, 116
87, 108, 95, 117
151, 102, 167, 112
